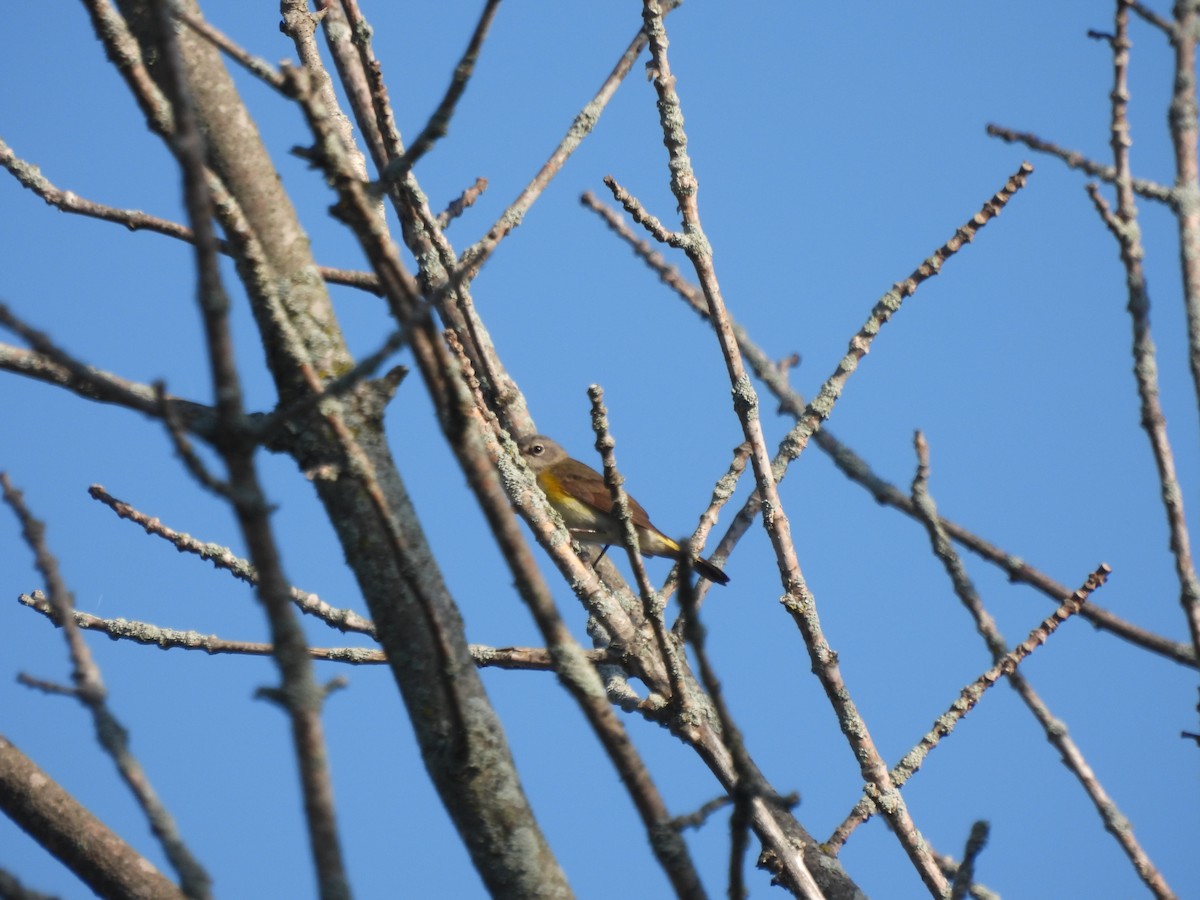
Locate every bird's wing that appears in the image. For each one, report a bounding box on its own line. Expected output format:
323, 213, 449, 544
553, 459, 657, 531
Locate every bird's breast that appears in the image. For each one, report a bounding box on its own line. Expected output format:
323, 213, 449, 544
537, 470, 609, 532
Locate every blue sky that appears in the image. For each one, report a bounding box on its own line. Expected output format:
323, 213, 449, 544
2, 2, 1197, 898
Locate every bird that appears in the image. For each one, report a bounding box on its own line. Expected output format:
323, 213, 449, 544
518, 434, 730, 585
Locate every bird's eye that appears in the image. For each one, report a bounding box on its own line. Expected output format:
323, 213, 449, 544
532, 443, 544, 455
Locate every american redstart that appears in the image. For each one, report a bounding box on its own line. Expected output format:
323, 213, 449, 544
518, 434, 730, 585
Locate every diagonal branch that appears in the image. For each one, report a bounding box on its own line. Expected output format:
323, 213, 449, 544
1160, 0, 1200, 420
19, 590, 604, 670
825, 433, 1112, 851
87, 486, 377, 636
377, 0, 502, 185
1, 474, 212, 898
456, 2, 683, 286
0, 137, 380, 293
637, 2, 889, 895
879, 417, 1175, 898
581, 189, 1196, 670
1086, 1, 1200, 664
151, 8, 350, 894
985, 124, 1172, 203
0, 732, 187, 900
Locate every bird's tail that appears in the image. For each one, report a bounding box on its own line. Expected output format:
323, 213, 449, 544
691, 555, 730, 586
645, 530, 730, 585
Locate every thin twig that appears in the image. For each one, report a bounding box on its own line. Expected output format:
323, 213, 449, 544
436, 176, 489, 230
19, 591, 603, 670
636, 3, 842, 896
587, 386, 691, 712
1128, 1, 1175, 35
174, 6, 285, 89
949, 822, 990, 900
675, 159, 1030, 615
832, 420, 1175, 898
87, 485, 377, 636
155, 9, 351, 894
455, 3, 683, 284
0, 866, 58, 900
21, 593, 385, 664
581, 189, 1195, 669
338, 0, 406, 164
377, 0, 502, 185
0, 303, 183, 420
985, 124, 1172, 203
671, 795, 733, 832
667, 440, 749, 626
1086, 1, 1200, 666
1159, 0, 1200, 430
1, 474, 212, 899
676, 561, 762, 900
826, 431, 1195, 666
749, 163, 1036, 497
604, 175, 680, 244
79, 0, 176, 135
155, 381, 230, 496
0, 137, 380, 293
826, 432, 1110, 849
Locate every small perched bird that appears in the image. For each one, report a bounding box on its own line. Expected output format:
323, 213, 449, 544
518, 434, 730, 585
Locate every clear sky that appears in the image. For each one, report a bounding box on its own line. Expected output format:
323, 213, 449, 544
2, 2, 1197, 898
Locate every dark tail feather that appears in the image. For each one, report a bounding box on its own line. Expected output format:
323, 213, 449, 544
692, 555, 730, 586
657, 537, 730, 585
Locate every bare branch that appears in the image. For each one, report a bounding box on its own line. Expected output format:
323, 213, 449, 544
0, 302, 204, 424
826, 432, 1111, 848
985, 124, 1172, 202
87, 486, 376, 636
456, 4, 682, 283
376, 0, 502, 185
0, 733, 187, 900
1160, 0, 1200, 425
436, 176, 489, 230
152, 8, 350, 893
829, 417, 1176, 897
581, 188, 1196, 669
175, 6, 285, 90
779, 162, 1034, 463
1129, 1, 1175, 35
666, 440, 750, 624
676, 562, 767, 900
0, 137, 379, 294
155, 381, 231, 496
1, 473, 212, 898
604, 174, 681, 245
1085, 1, 1200, 664
639, 2, 952, 889
19, 590, 611, 671
587, 385, 691, 710
949, 822, 991, 900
